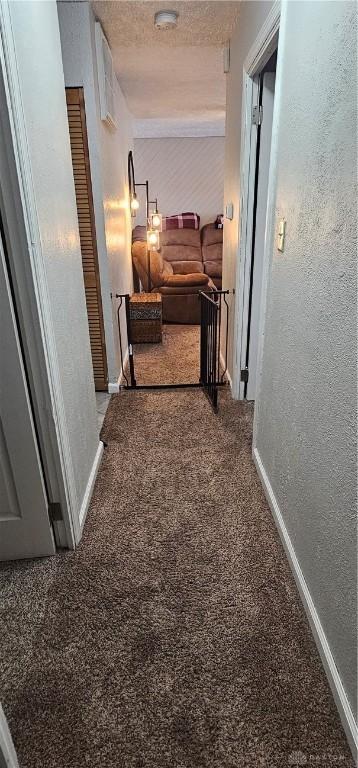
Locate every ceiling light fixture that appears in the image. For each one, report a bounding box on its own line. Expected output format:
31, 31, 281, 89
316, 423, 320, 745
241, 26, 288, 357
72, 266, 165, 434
154, 10, 178, 30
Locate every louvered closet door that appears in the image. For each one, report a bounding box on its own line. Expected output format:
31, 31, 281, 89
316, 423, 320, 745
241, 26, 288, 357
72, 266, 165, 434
66, 88, 108, 391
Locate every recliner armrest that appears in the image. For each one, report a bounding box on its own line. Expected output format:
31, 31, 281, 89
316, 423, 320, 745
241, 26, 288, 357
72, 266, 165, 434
163, 273, 209, 288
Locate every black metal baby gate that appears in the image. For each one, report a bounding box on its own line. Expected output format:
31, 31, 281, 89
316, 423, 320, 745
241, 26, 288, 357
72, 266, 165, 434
115, 290, 229, 411
199, 290, 229, 411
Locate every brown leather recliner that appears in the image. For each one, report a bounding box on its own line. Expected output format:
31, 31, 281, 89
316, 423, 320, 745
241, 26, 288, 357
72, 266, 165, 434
201, 223, 223, 290
160, 228, 203, 273
131, 229, 216, 324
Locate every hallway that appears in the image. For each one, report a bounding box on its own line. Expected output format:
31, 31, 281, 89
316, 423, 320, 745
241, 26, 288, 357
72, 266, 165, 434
0, 389, 353, 767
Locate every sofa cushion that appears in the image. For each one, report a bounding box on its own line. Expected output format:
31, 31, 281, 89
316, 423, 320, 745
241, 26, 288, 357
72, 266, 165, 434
158, 279, 215, 296
162, 245, 202, 263
171, 260, 203, 275
201, 225, 223, 291
132, 225, 147, 243
203, 241, 222, 263
201, 222, 223, 246
163, 273, 209, 288
160, 229, 201, 248
160, 229, 201, 263
204, 260, 222, 279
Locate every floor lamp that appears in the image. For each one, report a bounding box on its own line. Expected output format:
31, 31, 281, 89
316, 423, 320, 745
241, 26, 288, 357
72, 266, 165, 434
128, 150, 161, 293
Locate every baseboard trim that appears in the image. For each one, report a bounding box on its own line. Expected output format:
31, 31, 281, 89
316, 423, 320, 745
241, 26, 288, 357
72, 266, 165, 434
0, 704, 19, 767
253, 447, 358, 760
220, 352, 233, 390
79, 441, 104, 532
108, 380, 120, 394
108, 350, 129, 393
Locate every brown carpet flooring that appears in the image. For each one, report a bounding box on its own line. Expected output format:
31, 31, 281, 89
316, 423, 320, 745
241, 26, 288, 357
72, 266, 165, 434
130, 324, 200, 385
0, 388, 354, 767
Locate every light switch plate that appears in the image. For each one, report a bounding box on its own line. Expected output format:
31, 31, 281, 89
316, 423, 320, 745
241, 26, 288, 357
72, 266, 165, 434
277, 219, 286, 252
225, 202, 234, 220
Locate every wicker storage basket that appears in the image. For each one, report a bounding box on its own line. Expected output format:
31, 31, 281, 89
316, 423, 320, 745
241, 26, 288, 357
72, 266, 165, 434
129, 293, 162, 343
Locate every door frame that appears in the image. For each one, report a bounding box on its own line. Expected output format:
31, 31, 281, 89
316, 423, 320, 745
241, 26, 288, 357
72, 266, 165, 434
0, 214, 56, 559
232, 0, 281, 400
0, 1, 80, 548
0, 704, 19, 768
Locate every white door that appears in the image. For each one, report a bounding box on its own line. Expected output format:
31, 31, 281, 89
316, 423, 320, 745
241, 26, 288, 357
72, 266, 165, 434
0, 227, 55, 560
246, 71, 276, 400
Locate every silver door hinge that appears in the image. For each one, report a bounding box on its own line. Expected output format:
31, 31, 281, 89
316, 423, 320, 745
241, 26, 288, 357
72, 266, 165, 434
48, 502, 63, 522
252, 105, 263, 126
240, 368, 249, 383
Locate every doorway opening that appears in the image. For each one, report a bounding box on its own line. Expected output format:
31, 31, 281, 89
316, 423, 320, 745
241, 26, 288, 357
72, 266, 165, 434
115, 290, 229, 411
244, 52, 277, 401
233, 12, 280, 404
125, 145, 228, 405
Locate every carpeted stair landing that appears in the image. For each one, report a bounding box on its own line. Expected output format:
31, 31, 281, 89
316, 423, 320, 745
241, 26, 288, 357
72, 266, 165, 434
0, 389, 354, 767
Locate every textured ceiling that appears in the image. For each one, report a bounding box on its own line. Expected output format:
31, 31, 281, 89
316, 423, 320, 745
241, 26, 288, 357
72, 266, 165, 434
91, 1, 240, 46
91, 0, 241, 136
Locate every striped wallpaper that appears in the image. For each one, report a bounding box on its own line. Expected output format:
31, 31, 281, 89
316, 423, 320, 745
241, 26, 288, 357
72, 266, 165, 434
133, 137, 224, 227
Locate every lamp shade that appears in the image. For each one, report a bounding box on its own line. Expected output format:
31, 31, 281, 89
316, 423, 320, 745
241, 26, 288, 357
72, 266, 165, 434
147, 229, 160, 251
150, 212, 162, 232
130, 194, 139, 215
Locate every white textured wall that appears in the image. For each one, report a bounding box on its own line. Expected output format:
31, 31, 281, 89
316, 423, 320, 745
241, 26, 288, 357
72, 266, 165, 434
9, 0, 99, 508
58, 1, 134, 383
133, 137, 224, 227
89, 8, 134, 374
223, 1, 275, 380
254, 0, 357, 717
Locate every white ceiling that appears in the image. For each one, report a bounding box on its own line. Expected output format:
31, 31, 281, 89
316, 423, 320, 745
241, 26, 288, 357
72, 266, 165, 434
91, 1, 241, 137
